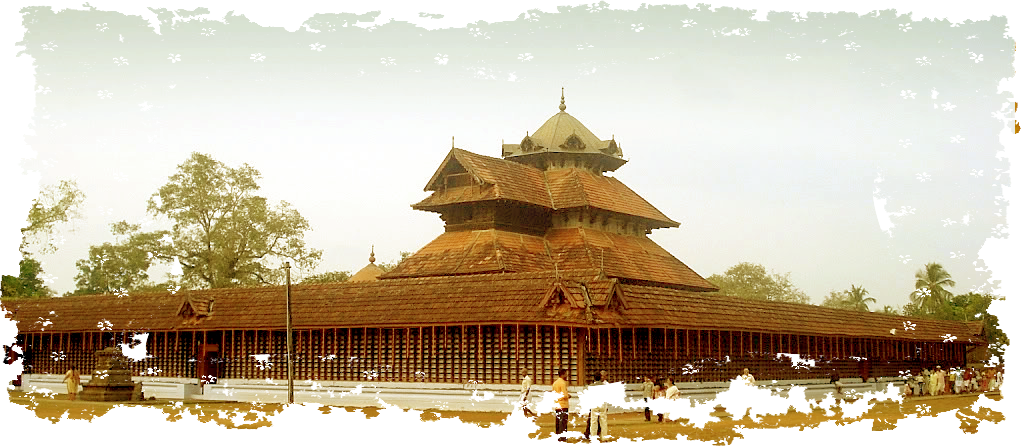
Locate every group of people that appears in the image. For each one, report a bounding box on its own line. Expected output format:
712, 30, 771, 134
522, 365, 763, 440
641, 374, 682, 423
904, 365, 1003, 397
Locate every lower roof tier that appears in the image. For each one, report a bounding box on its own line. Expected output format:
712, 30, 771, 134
6, 269, 983, 345
380, 227, 717, 291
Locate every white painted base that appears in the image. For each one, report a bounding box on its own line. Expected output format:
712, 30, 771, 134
19, 374, 200, 400
19, 374, 906, 412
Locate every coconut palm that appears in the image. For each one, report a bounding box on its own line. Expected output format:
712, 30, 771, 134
845, 284, 876, 312
910, 262, 956, 314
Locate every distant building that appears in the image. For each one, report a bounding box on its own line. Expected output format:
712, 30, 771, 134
5, 94, 981, 394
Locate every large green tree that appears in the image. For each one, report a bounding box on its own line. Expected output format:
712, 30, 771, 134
844, 284, 876, 312
935, 292, 1008, 363
145, 153, 322, 289
2, 180, 85, 298
909, 262, 956, 314
301, 271, 352, 284
706, 262, 810, 304
70, 222, 171, 295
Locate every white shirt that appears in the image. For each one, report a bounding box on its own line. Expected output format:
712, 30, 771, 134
521, 375, 532, 397
665, 385, 679, 399
738, 373, 755, 386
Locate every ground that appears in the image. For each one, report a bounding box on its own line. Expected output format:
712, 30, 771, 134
0, 391, 1004, 442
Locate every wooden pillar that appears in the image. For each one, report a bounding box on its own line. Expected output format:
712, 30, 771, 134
576, 328, 585, 386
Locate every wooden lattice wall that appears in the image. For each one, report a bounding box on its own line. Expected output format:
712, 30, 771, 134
5, 328, 197, 377
18, 327, 970, 385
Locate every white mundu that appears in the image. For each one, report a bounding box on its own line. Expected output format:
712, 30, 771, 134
518, 373, 535, 404
739, 369, 763, 410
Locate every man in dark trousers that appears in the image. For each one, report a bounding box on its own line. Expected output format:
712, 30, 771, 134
552, 368, 570, 441
579, 369, 608, 438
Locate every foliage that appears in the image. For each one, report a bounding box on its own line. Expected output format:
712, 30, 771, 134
2, 180, 84, 298
844, 284, 876, 312
706, 262, 810, 304
378, 251, 413, 273
70, 222, 169, 295
909, 262, 956, 314
301, 270, 352, 284
76, 153, 318, 289
935, 292, 1008, 363
20, 179, 85, 254
879, 305, 900, 316
0, 257, 53, 298
820, 290, 853, 310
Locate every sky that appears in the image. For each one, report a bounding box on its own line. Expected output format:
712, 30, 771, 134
1, 0, 1018, 443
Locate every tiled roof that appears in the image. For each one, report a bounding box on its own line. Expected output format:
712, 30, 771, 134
381, 227, 716, 291
544, 228, 716, 291
415, 149, 675, 226
381, 229, 553, 278
544, 168, 678, 226
3, 270, 981, 344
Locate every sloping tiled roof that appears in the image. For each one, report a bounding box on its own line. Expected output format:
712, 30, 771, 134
419, 149, 552, 209
415, 149, 675, 227
544, 228, 716, 291
381, 227, 715, 291
381, 229, 553, 278
544, 168, 678, 226
3, 270, 981, 344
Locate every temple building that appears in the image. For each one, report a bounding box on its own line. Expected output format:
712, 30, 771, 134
4, 94, 984, 397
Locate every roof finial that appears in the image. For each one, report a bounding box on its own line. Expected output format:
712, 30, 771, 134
452, 136, 455, 149
369, 245, 375, 264
559, 87, 566, 112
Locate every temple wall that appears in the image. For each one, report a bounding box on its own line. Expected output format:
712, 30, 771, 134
18, 327, 968, 386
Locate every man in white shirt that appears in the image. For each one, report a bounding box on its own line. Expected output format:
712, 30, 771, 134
665, 379, 680, 399
743, 367, 759, 412
586, 370, 610, 442
520, 368, 534, 416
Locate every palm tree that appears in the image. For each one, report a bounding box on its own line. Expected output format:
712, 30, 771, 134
880, 305, 900, 316
910, 262, 956, 314
845, 284, 876, 312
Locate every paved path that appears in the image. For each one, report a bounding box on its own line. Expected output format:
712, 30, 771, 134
1, 391, 1004, 426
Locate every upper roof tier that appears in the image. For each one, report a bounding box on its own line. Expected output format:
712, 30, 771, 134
501, 90, 626, 172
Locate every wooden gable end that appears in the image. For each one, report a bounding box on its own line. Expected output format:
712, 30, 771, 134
176, 295, 214, 326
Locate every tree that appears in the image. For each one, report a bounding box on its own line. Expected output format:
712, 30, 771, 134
909, 262, 956, 315
879, 305, 900, 316
844, 284, 876, 312
378, 251, 413, 273
0, 257, 53, 298
2, 180, 85, 298
706, 262, 810, 304
70, 222, 169, 295
301, 271, 351, 284
933, 292, 1008, 363
145, 153, 322, 288
820, 290, 853, 310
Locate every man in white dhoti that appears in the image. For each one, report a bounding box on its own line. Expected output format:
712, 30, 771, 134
661, 379, 686, 420
739, 367, 763, 412
585, 370, 610, 442
519, 368, 534, 416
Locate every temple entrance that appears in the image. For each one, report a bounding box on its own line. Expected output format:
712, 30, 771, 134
197, 343, 221, 384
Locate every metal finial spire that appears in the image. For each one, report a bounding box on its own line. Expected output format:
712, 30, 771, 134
369, 245, 375, 264
452, 136, 455, 149
559, 87, 566, 112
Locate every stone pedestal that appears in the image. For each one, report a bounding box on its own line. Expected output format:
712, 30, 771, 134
80, 347, 144, 402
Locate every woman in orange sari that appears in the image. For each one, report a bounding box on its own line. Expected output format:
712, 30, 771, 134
62, 368, 81, 401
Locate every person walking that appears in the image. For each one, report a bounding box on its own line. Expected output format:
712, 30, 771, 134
585, 370, 610, 442
579, 369, 608, 438
921, 368, 931, 396
830, 371, 843, 395
654, 378, 666, 422
642, 375, 655, 422
954, 369, 963, 394
62, 368, 81, 401
552, 368, 570, 441
661, 375, 686, 420
739, 367, 763, 412
914, 371, 924, 396
928, 366, 941, 396
520, 368, 534, 417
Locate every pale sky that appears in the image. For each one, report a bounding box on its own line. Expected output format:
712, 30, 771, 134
1, 0, 1019, 444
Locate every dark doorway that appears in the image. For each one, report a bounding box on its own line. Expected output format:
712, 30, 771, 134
197, 344, 221, 384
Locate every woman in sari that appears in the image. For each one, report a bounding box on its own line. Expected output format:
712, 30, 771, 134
62, 368, 81, 401
661, 379, 686, 420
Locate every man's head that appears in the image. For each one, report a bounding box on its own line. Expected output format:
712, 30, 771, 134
599, 370, 608, 380
743, 368, 750, 375
522, 368, 532, 376
558, 368, 568, 379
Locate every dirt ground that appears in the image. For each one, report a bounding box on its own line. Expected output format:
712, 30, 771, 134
1, 391, 1004, 442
